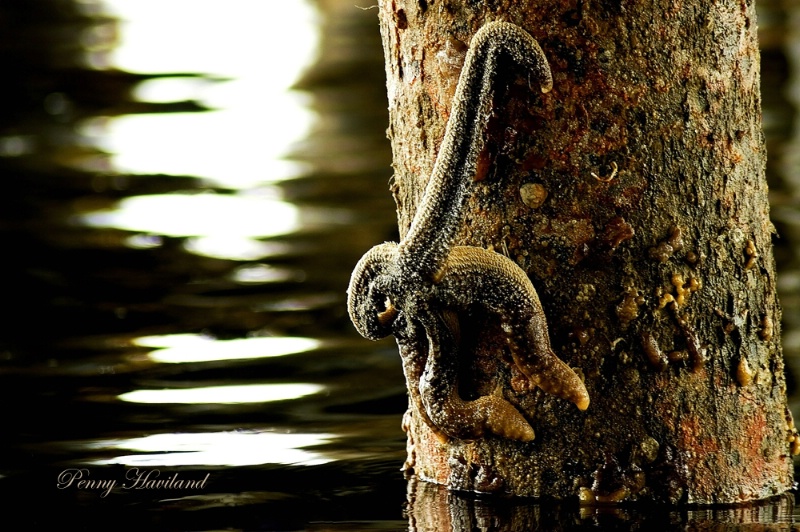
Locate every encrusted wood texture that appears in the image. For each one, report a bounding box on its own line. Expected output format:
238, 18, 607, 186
377, 0, 794, 503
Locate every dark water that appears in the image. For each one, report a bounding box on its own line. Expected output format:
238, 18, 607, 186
0, 1, 799, 530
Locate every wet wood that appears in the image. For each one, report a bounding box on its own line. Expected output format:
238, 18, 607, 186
378, 0, 795, 503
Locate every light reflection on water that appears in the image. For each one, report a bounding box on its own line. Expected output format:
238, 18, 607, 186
78, 192, 298, 237
77, 192, 352, 260
182, 235, 288, 261
90, 0, 319, 187
230, 263, 306, 284
118, 383, 325, 404
86, 431, 339, 467
135, 334, 322, 363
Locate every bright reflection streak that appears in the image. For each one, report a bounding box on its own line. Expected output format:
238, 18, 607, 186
125, 233, 163, 249
94, 0, 320, 188
231, 263, 303, 284
88, 431, 336, 466
183, 235, 281, 261
134, 76, 216, 104
76, 192, 350, 260
134, 333, 213, 349
118, 383, 323, 404
84, 111, 312, 187
79, 193, 298, 238
133, 334, 321, 364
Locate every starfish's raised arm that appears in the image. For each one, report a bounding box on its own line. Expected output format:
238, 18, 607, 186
397, 22, 552, 280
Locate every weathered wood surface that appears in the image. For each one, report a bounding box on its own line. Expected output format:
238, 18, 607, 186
377, 0, 796, 503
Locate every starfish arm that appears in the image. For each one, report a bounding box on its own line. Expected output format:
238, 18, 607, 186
417, 307, 536, 442
395, 321, 449, 443
435, 246, 590, 411
397, 22, 552, 280
346, 242, 401, 341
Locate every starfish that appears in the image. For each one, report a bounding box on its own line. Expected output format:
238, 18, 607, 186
347, 21, 589, 442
